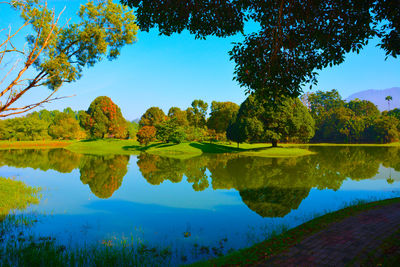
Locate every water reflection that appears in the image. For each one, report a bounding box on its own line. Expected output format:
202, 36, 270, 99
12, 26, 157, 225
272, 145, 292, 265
0, 149, 130, 199
136, 146, 400, 217
0, 149, 81, 173
0, 146, 399, 217
80, 155, 129, 198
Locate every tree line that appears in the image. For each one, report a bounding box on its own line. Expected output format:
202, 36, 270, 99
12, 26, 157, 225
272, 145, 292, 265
1, 92, 399, 145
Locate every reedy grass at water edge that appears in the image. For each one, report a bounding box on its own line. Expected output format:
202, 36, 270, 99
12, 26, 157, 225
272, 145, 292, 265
0, 177, 41, 218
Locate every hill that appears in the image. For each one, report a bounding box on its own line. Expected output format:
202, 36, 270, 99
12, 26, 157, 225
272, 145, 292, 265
346, 87, 400, 111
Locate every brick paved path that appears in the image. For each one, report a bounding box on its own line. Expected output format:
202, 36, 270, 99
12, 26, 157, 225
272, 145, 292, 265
258, 202, 400, 266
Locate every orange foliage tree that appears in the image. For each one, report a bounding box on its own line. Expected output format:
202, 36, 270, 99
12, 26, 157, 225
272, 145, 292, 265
136, 125, 156, 145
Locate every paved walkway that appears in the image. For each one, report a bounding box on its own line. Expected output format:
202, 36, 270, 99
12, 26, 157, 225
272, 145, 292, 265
258, 202, 400, 266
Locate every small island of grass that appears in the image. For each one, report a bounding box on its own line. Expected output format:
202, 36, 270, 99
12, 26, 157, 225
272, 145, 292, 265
65, 139, 315, 159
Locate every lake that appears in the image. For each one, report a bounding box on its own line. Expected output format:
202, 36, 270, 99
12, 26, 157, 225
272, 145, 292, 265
1, 146, 400, 264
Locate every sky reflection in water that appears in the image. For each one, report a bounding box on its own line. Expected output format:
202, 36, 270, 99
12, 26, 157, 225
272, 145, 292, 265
1, 146, 400, 259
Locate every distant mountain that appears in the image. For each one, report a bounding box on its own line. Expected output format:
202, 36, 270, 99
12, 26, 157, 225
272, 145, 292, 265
346, 87, 400, 111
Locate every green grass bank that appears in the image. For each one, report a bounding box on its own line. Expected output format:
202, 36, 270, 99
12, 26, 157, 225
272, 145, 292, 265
189, 197, 400, 266
65, 139, 315, 158
4, 139, 400, 158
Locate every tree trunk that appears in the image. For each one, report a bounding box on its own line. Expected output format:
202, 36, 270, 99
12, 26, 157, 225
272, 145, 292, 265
237, 142, 239, 148
272, 140, 278, 147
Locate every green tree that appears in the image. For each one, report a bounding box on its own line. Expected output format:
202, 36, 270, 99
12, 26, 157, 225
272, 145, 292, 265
121, 1, 399, 99
386, 95, 393, 111
388, 108, 400, 121
365, 115, 399, 143
186, 99, 208, 128
207, 101, 239, 134
308, 90, 345, 120
168, 107, 189, 127
156, 118, 186, 144
226, 112, 251, 148
345, 99, 380, 118
232, 94, 315, 147
48, 113, 85, 140
1, 0, 138, 117
136, 125, 156, 145
63, 107, 77, 119
127, 121, 139, 140
0, 117, 50, 141
139, 107, 167, 127
80, 96, 128, 139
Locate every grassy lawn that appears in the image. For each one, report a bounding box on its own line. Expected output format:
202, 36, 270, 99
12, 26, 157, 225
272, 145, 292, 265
65, 139, 314, 158
0, 140, 73, 150
189, 197, 400, 266
5, 139, 400, 158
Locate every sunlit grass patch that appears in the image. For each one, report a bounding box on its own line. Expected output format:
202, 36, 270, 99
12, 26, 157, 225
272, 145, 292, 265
66, 139, 314, 158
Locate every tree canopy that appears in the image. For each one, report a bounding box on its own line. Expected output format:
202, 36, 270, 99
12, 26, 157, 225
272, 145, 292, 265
228, 94, 315, 146
207, 101, 239, 133
1, 0, 138, 117
121, 0, 399, 100
308, 90, 399, 143
139, 107, 167, 127
80, 96, 128, 139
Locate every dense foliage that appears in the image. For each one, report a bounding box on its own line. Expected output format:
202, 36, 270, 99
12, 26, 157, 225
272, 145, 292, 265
1, 0, 138, 117
308, 90, 399, 143
0, 97, 135, 141
121, 0, 399, 100
1, 92, 398, 145
227, 94, 315, 147
136, 126, 157, 145
80, 96, 129, 139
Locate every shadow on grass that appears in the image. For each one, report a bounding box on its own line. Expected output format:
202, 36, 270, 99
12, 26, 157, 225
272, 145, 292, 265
122, 143, 175, 152
189, 142, 277, 153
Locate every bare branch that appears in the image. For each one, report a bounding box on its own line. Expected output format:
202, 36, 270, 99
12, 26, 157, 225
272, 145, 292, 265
0, 94, 75, 117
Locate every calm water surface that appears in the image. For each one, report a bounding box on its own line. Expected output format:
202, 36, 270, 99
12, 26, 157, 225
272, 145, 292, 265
1, 146, 400, 263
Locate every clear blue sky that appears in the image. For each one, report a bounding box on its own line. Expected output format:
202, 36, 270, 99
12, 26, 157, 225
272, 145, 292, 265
1, 1, 400, 120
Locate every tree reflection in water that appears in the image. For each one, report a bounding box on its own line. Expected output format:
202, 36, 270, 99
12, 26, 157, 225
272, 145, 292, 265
1, 146, 399, 215
80, 155, 130, 199
137, 146, 400, 217
0, 149, 130, 199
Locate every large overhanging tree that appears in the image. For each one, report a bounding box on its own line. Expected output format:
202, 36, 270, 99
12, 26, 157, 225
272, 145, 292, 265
121, 0, 399, 100
0, 0, 138, 117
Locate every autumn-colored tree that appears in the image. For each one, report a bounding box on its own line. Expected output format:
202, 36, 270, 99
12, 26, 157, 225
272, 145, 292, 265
136, 125, 156, 145
139, 107, 167, 127
0, 0, 138, 117
80, 96, 128, 139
